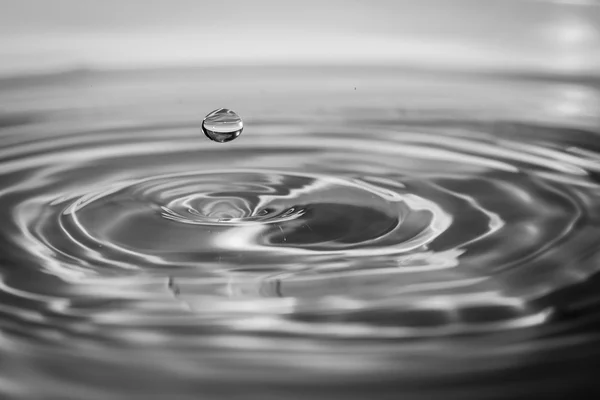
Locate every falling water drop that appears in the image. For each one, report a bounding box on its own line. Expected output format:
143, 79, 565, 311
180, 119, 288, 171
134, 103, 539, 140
202, 108, 244, 143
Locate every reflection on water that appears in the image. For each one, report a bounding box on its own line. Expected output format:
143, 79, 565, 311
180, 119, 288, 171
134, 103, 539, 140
1, 66, 600, 399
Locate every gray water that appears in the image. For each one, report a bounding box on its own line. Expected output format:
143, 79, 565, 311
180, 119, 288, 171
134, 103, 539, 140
1, 66, 600, 399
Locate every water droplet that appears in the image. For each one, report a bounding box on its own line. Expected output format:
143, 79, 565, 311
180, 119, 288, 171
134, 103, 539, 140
202, 108, 244, 143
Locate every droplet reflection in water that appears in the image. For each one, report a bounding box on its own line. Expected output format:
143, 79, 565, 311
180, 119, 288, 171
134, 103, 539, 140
202, 108, 244, 142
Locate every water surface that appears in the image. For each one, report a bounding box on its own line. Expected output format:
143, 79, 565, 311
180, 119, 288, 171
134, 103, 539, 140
1, 66, 600, 399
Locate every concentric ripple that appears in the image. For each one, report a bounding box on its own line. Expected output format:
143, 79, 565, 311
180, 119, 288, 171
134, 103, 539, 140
1, 68, 600, 400
7, 122, 600, 337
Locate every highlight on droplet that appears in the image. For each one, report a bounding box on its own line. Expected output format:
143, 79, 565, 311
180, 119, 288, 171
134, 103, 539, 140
202, 108, 244, 143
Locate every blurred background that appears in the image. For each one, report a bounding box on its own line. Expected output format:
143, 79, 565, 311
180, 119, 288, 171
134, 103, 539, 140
0, 0, 599, 77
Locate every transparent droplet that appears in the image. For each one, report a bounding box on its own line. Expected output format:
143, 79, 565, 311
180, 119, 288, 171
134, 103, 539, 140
202, 108, 243, 143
